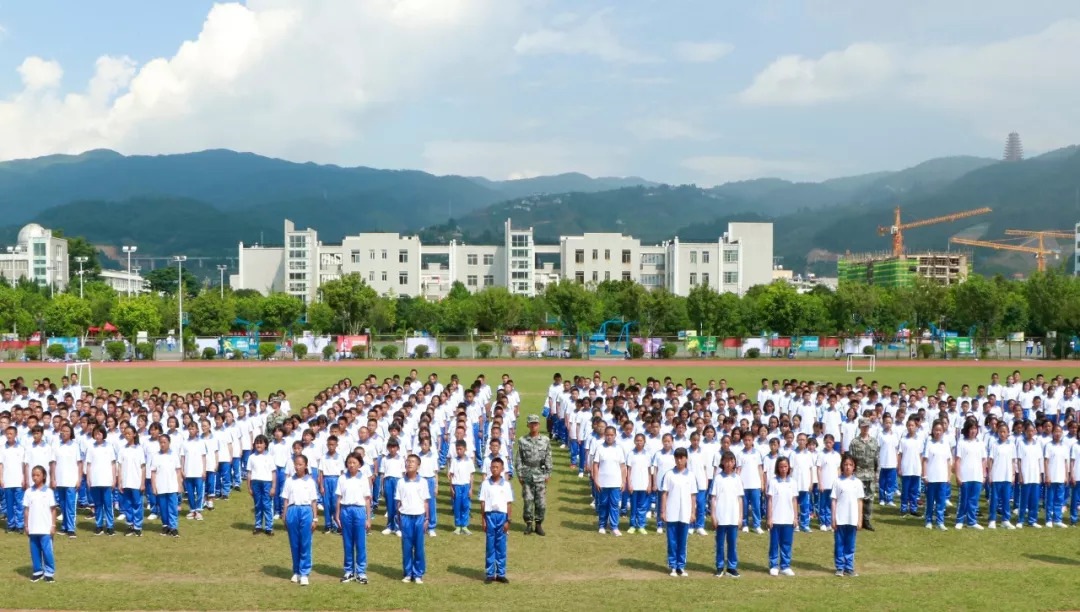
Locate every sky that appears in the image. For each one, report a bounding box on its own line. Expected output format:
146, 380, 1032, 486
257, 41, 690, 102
1, 0, 1079, 186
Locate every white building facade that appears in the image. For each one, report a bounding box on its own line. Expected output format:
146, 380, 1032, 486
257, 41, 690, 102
233, 218, 773, 302
0, 223, 69, 289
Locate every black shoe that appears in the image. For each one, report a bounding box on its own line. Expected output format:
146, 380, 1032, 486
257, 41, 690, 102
534, 521, 546, 536
30, 574, 43, 583
44, 576, 55, 583
125, 528, 136, 537
107, 529, 116, 536
67, 531, 76, 539
324, 527, 332, 534
160, 528, 170, 537
253, 529, 261, 536
134, 530, 142, 537
264, 530, 274, 536
484, 576, 494, 584
93, 528, 104, 536
356, 576, 368, 584
863, 523, 875, 532
171, 529, 180, 538
727, 569, 741, 578
496, 576, 509, 584
523, 522, 533, 535
340, 574, 353, 583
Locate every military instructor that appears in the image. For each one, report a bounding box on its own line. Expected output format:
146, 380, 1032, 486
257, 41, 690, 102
849, 417, 880, 531
513, 414, 553, 536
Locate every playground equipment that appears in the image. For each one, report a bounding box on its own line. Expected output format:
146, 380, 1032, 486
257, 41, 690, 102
64, 362, 92, 388
588, 319, 624, 356
612, 321, 637, 356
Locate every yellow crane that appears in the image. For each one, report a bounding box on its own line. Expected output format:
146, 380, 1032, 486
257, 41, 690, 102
878, 206, 993, 257
949, 236, 1061, 272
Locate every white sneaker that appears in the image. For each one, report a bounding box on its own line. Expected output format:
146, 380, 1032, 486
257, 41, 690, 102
1055, 522, 1067, 528
382, 528, 393, 535
937, 524, 948, 531
696, 528, 708, 536
186, 512, 195, 520
646, 511, 653, 519
290, 574, 300, 583
878, 501, 885, 506
887, 501, 897, 507
781, 568, 795, 577
577, 473, 584, 479
299, 576, 309, 586
402, 576, 413, 583
741, 526, 749, 533
428, 529, 436, 537
147, 514, 158, 521
755, 527, 765, 535
769, 568, 779, 577
1004, 521, 1016, 530
117, 515, 126, 523
820, 525, 829, 531
590, 501, 595, 508
195, 512, 204, 521
1016, 523, 1024, 529
656, 527, 664, 534
669, 569, 678, 577
273, 513, 281, 520
988, 521, 997, 529
954, 523, 963, 530
395, 530, 402, 537
612, 529, 622, 537
972, 524, 984, 530
414, 577, 423, 584
679, 570, 689, 577
945, 500, 952, 507
598, 528, 606, 535
1045, 522, 1054, 528
560, 444, 567, 449
925, 523, 932, 529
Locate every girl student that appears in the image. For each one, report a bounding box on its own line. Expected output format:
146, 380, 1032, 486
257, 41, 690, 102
1043, 423, 1069, 528
626, 433, 652, 534
416, 436, 439, 537
51, 423, 81, 538
247, 434, 276, 536
766, 456, 798, 577
711, 450, 742, 578
650, 433, 676, 534
318, 435, 345, 534
687, 432, 710, 536
736, 431, 765, 534
179, 421, 207, 521
954, 420, 987, 530
897, 417, 924, 517
269, 426, 291, 520
143, 422, 163, 522
831, 453, 864, 577
84, 425, 117, 536
150, 433, 183, 538
921, 420, 952, 530
987, 422, 1017, 529
447, 440, 475, 535
200, 419, 219, 511
282, 454, 319, 586
397, 453, 431, 584
23, 465, 56, 582
660, 447, 694, 577
815, 434, 841, 531
380, 438, 405, 536
336, 452, 372, 584
117, 426, 146, 537
1016, 421, 1043, 528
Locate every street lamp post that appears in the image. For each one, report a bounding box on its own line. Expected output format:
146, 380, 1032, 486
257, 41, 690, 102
122, 245, 137, 297
217, 264, 228, 299
74, 256, 88, 299
173, 256, 187, 360
132, 265, 142, 296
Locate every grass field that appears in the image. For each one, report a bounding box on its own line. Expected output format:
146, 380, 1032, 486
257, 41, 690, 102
2, 361, 1079, 611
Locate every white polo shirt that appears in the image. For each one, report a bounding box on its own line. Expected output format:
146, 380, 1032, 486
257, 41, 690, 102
336, 473, 372, 506
118, 444, 146, 489
1044, 442, 1069, 483
282, 474, 319, 506
661, 468, 695, 524
626, 449, 652, 491
592, 443, 625, 489
24, 441, 54, 485
52, 440, 82, 488
737, 447, 763, 490
831, 475, 865, 527
449, 455, 475, 486
1, 442, 26, 486
1017, 440, 1044, 482
479, 476, 514, 513
22, 486, 56, 535
816, 449, 841, 491
180, 437, 207, 478
710, 472, 743, 526
151, 450, 181, 494
395, 475, 430, 516
246, 450, 276, 482
922, 439, 952, 483
85, 442, 117, 487
767, 477, 797, 524
899, 434, 924, 476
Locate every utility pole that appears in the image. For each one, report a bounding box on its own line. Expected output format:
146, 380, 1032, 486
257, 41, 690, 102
173, 255, 187, 360
123, 245, 138, 297
217, 264, 228, 299
74, 256, 88, 298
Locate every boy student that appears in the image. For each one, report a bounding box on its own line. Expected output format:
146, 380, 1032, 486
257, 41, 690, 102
660, 447, 695, 577
815, 434, 841, 531
247, 434, 277, 536
417, 437, 439, 537
396, 454, 431, 584
447, 440, 475, 535
319, 435, 345, 534
1, 425, 27, 533
736, 433, 765, 534
711, 450, 743, 578
626, 434, 652, 534
380, 438, 406, 536
23, 465, 56, 582
831, 453, 865, 577
150, 434, 183, 538
480, 456, 513, 584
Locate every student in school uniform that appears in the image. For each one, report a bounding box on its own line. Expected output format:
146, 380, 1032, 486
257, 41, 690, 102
591, 426, 627, 536
117, 426, 146, 537
815, 434, 841, 531
1043, 424, 1069, 528
626, 434, 652, 535
921, 422, 952, 530
282, 454, 319, 586
830, 453, 864, 577
416, 437, 439, 537
180, 422, 207, 521
151, 434, 183, 538
396, 454, 431, 584
447, 441, 474, 535
711, 450, 742, 578
736, 433, 765, 534
380, 438, 405, 536
51, 424, 81, 538
766, 456, 798, 576
480, 456, 513, 584
791, 434, 814, 533
1016, 421, 1043, 528
336, 453, 372, 584
1069, 439, 1080, 526
2, 425, 28, 533
650, 434, 676, 534
987, 422, 1017, 529
318, 435, 345, 534
84, 425, 117, 536
23, 466, 56, 582
897, 418, 924, 517
270, 427, 291, 520
247, 434, 276, 536
954, 420, 987, 530
660, 447, 694, 577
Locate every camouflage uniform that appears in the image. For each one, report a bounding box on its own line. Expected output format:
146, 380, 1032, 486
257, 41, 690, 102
849, 431, 879, 527
513, 432, 552, 527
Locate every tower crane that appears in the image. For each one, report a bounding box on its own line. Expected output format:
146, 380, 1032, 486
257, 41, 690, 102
949, 236, 1060, 273
878, 206, 992, 257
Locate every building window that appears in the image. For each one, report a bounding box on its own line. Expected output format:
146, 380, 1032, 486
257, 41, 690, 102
723, 250, 738, 263
467, 275, 477, 287
350, 250, 361, 263
592, 271, 598, 282
512, 260, 529, 270
724, 271, 738, 284
288, 250, 306, 259
483, 254, 494, 265
575, 250, 584, 264
702, 273, 710, 286
575, 271, 585, 284
591, 249, 598, 261
483, 274, 494, 286
512, 271, 529, 280
512, 248, 529, 258
289, 272, 306, 281
369, 249, 376, 260
399, 250, 408, 263
289, 260, 306, 270
289, 282, 306, 292
369, 271, 375, 282
288, 235, 307, 248
622, 250, 631, 264
381, 249, 387, 260
381, 271, 387, 282
689, 272, 697, 286
641, 274, 662, 286
33, 243, 46, 256
622, 271, 631, 281
690, 251, 697, 264
399, 271, 408, 285
604, 271, 610, 281
702, 251, 710, 264
467, 253, 478, 265
641, 253, 664, 265
511, 234, 529, 247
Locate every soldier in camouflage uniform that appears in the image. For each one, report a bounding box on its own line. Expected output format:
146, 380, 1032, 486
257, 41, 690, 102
513, 415, 552, 535
849, 417, 879, 531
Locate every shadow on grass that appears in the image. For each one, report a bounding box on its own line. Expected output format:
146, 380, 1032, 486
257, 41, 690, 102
313, 563, 342, 578
447, 564, 487, 581
13, 565, 34, 578
791, 559, 831, 573
560, 506, 597, 516
367, 563, 404, 579
617, 557, 715, 574
261, 565, 293, 580
1023, 553, 1080, 566
559, 519, 598, 532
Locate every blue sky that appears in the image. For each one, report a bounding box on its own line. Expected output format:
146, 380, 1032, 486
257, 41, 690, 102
1, 0, 1079, 185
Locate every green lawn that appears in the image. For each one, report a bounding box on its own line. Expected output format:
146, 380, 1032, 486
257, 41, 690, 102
2, 362, 1079, 611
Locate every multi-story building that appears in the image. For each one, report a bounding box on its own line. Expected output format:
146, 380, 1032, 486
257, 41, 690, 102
0, 223, 69, 289
99, 269, 147, 295
233, 218, 774, 301
837, 251, 971, 287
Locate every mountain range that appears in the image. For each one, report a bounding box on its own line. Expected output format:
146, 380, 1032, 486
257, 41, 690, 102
0, 147, 1077, 277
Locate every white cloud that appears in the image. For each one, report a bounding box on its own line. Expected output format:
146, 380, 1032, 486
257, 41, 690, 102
627, 117, 711, 141
681, 155, 826, 184
514, 10, 656, 63
673, 41, 734, 63
0, 0, 522, 161
423, 140, 626, 180
739, 19, 1080, 150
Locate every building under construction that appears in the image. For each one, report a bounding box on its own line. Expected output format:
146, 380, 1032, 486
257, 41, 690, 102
837, 251, 971, 287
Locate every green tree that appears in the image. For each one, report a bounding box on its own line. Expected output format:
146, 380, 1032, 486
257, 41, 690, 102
638, 288, 687, 337
543, 280, 599, 337
305, 302, 336, 335
1022, 269, 1074, 335
43, 294, 92, 337
686, 284, 721, 334
948, 274, 1002, 346
319, 273, 378, 335
188, 292, 236, 336
371, 295, 398, 332
234, 292, 265, 325
474, 288, 523, 334
261, 293, 304, 333
66, 236, 103, 282
113, 296, 163, 339
145, 266, 200, 296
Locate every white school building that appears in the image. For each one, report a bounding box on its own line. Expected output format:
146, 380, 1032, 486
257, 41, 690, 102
231, 219, 773, 303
